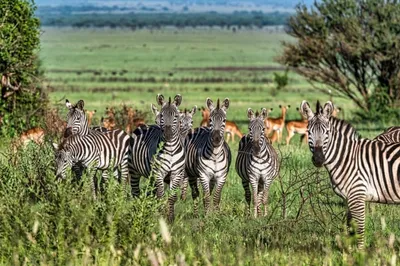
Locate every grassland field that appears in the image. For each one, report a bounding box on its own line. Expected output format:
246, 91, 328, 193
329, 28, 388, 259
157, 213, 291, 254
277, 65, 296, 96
0, 27, 398, 265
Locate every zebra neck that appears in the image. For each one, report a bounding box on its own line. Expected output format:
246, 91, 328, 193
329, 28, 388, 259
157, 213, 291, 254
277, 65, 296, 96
323, 125, 358, 172
79, 126, 90, 135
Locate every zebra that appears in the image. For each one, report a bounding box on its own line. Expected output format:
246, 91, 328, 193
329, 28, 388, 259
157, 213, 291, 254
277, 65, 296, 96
128, 94, 185, 222
300, 100, 400, 249
63, 99, 130, 184
235, 108, 279, 217
53, 130, 129, 197
178, 106, 197, 200
374, 126, 400, 143
185, 98, 232, 214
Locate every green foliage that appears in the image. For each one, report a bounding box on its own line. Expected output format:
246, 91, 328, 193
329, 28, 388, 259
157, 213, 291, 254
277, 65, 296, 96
1, 139, 400, 264
0, 0, 47, 137
273, 68, 289, 91
280, 0, 400, 121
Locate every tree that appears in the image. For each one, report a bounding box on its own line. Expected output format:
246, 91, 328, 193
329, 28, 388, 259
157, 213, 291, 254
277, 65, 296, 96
279, 0, 400, 120
0, 0, 46, 136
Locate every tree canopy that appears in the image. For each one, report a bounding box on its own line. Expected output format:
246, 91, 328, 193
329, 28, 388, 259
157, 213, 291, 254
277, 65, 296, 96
279, 0, 400, 120
0, 0, 46, 136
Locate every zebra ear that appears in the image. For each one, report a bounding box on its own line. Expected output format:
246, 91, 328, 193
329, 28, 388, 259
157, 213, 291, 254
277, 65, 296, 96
300, 100, 314, 120
151, 104, 159, 116
52, 143, 59, 151
66, 99, 72, 109
247, 108, 255, 120
174, 94, 182, 107
221, 98, 230, 111
260, 108, 268, 119
76, 100, 84, 110
206, 98, 214, 111
191, 105, 197, 116
323, 101, 334, 118
157, 94, 165, 106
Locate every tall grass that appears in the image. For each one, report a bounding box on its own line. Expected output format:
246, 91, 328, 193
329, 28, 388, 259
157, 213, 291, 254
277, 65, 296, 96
1, 139, 399, 265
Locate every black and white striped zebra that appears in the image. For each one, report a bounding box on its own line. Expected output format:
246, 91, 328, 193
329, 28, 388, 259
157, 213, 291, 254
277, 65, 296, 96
185, 98, 232, 214
178, 107, 197, 200
128, 94, 185, 222
235, 108, 279, 217
63, 99, 130, 183
374, 126, 400, 143
300, 100, 400, 249
53, 130, 129, 198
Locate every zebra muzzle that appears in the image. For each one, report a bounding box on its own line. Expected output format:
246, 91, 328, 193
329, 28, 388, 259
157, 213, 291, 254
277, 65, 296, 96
212, 130, 222, 146
64, 127, 73, 138
312, 146, 325, 167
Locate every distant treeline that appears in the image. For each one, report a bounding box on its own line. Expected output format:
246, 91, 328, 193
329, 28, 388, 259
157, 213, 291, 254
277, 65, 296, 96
38, 9, 291, 28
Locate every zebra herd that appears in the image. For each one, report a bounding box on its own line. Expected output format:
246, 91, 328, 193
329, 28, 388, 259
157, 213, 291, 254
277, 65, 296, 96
53, 96, 400, 249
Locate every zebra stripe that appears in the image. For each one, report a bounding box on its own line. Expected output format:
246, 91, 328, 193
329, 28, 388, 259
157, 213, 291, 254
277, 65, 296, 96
374, 126, 400, 143
235, 108, 279, 217
128, 94, 185, 222
63, 99, 130, 183
300, 100, 400, 249
185, 98, 232, 214
53, 130, 128, 197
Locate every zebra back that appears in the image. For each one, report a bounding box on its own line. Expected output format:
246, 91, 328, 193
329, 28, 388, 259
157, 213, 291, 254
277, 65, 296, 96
374, 126, 400, 143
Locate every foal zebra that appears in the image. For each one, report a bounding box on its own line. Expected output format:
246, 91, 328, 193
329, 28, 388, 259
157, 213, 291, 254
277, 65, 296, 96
236, 108, 279, 217
300, 100, 400, 249
374, 126, 400, 143
128, 94, 185, 222
63, 99, 130, 183
185, 98, 232, 214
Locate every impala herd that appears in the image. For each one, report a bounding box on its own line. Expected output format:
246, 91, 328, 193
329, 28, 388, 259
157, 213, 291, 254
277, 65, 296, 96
12, 102, 341, 150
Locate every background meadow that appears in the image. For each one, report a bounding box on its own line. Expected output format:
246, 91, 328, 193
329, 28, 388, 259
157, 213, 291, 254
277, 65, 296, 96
0, 26, 398, 265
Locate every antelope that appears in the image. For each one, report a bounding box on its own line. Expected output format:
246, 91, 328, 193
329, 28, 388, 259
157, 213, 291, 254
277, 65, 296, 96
12, 127, 45, 153
265, 105, 290, 143
102, 107, 116, 130
86, 110, 97, 127
125, 107, 145, 134
285, 107, 308, 145
200, 106, 210, 127
225, 121, 243, 143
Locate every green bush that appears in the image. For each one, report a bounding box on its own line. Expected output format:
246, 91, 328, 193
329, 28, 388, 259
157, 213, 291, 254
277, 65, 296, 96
0, 0, 47, 137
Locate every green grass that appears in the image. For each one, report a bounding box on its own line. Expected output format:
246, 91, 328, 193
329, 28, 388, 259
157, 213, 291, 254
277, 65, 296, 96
0, 27, 397, 264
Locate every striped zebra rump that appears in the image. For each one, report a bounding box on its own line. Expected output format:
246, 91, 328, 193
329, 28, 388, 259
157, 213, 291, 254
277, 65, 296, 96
300, 100, 400, 249
374, 126, 400, 143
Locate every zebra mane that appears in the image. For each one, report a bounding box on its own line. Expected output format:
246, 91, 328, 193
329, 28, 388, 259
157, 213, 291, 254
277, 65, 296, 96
168, 97, 172, 105
329, 116, 360, 140
217, 99, 220, 109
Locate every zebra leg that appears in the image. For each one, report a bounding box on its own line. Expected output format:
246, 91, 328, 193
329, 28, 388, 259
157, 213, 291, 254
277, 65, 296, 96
212, 177, 226, 212
189, 177, 200, 216
199, 176, 212, 214
180, 170, 188, 201
130, 174, 141, 197
119, 155, 129, 185
348, 198, 366, 249
242, 179, 251, 216
167, 170, 183, 222
262, 180, 272, 217
250, 179, 259, 218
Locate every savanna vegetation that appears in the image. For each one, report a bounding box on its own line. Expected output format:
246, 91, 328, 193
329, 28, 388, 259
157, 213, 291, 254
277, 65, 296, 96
0, 0, 399, 265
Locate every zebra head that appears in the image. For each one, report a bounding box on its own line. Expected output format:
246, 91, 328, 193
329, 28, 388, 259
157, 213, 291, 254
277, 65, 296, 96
65, 99, 88, 137
247, 108, 268, 155
155, 94, 182, 142
207, 98, 229, 147
52, 142, 72, 179
300, 100, 334, 167
179, 106, 197, 138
